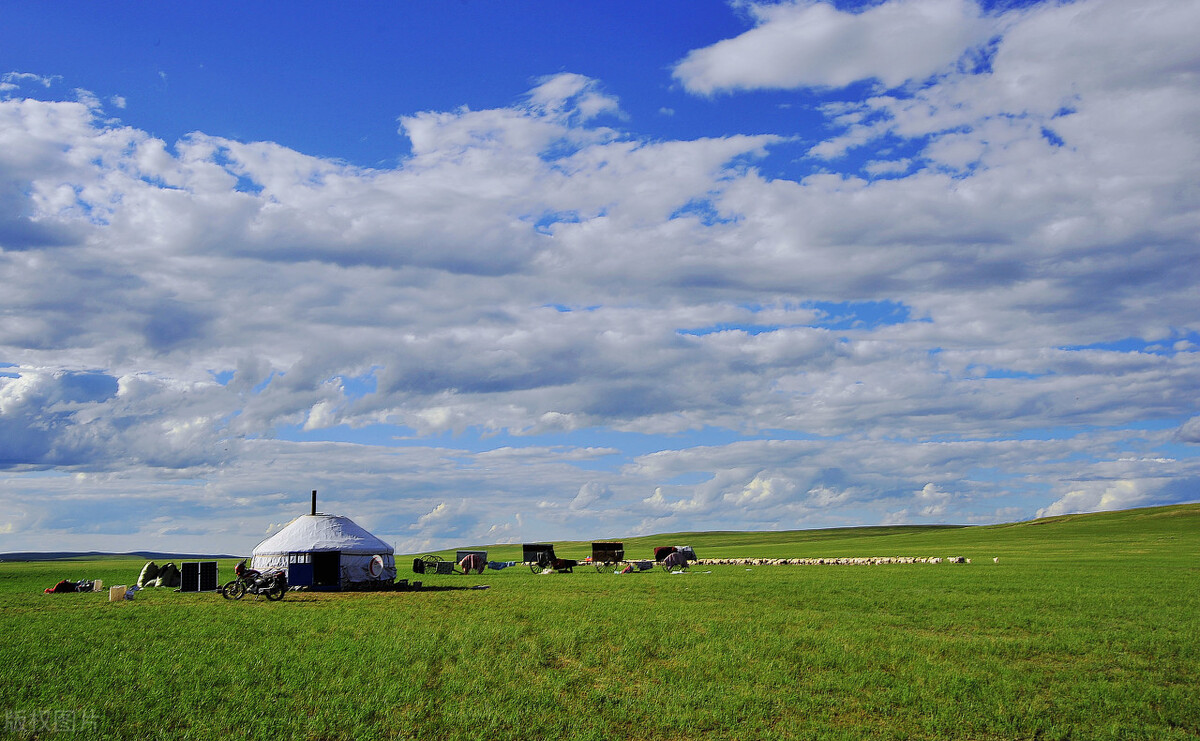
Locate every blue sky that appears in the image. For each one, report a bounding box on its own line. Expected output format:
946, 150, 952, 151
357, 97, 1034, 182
2, 0, 1198, 555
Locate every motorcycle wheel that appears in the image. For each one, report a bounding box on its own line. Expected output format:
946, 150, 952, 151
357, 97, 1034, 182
222, 580, 246, 600
265, 581, 286, 601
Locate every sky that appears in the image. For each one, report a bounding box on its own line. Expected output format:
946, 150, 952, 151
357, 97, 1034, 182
1, 0, 1199, 556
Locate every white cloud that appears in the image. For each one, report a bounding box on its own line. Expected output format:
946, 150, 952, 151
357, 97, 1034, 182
915, 483, 951, 517
1, 72, 60, 91
414, 501, 466, 532
725, 472, 800, 507
673, 0, 992, 94
1177, 417, 1200, 443
806, 485, 852, 507
1036, 480, 1146, 519
863, 158, 912, 177
525, 72, 622, 122
570, 481, 612, 510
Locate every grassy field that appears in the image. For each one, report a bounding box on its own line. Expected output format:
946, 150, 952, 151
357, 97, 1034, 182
1, 504, 1197, 740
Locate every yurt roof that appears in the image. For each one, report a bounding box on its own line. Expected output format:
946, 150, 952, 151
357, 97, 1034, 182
252, 514, 394, 556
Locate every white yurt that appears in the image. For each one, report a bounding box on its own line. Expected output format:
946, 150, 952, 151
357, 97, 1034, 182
251, 494, 396, 590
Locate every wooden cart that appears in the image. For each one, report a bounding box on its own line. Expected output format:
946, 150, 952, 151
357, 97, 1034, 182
591, 542, 625, 573
523, 543, 578, 573
412, 554, 455, 575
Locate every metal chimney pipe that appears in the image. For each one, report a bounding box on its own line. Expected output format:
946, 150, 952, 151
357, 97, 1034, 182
311, 490, 317, 516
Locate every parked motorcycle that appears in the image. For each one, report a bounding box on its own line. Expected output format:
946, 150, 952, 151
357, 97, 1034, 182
222, 560, 287, 601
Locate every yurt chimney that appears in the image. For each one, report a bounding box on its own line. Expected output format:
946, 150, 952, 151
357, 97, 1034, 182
311, 489, 317, 516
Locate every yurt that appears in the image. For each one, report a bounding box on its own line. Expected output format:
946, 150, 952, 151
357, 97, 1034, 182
251, 493, 396, 590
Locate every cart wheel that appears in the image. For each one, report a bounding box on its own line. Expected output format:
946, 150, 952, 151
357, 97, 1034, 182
529, 562, 541, 573
594, 562, 609, 573
421, 555, 444, 569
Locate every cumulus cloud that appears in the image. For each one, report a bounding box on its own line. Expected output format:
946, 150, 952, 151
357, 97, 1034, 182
672, 0, 993, 93
915, 483, 952, 518
570, 481, 613, 510
414, 501, 473, 536
524, 73, 622, 122
1036, 481, 1146, 519
725, 473, 801, 507
1177, 417, 1200, 443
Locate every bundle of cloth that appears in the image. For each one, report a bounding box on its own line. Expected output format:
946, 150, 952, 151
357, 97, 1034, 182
44, 579, 99, 593
44, 580, 83, 593
663, 551, 688, 570
458, 553, 486, 574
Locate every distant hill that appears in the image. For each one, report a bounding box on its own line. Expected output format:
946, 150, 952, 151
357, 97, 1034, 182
0, 551, 236, 562
415, 501, 1200, 560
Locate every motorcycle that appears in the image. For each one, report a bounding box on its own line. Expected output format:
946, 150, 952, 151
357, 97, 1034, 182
222, 559, 288, 601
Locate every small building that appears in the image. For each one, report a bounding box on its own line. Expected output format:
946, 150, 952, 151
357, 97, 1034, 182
250, 492, 396, 590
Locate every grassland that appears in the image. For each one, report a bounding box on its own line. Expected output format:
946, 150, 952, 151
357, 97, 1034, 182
1, 503, 1197, 740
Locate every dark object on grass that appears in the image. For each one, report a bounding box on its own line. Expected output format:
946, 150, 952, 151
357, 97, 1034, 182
179, 561, 219, 592
654, 545, 697, 563
413, 554, 446, 574
156, 562, 182, 588
522, 543, 578, 573
412, 554, 456, 575
592, 542, 625, 573
44, 580, 78, 594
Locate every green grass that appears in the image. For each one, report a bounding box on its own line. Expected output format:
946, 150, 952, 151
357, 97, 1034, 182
2, 503, 1197, 740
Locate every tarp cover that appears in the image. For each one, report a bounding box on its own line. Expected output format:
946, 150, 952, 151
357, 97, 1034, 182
137, 561, 159, 588
251, 514, 396, 585
155, 562, 181, 588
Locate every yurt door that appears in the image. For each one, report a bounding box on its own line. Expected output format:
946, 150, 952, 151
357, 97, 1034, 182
312, 551, 341, 589
287, 552, 314, 588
